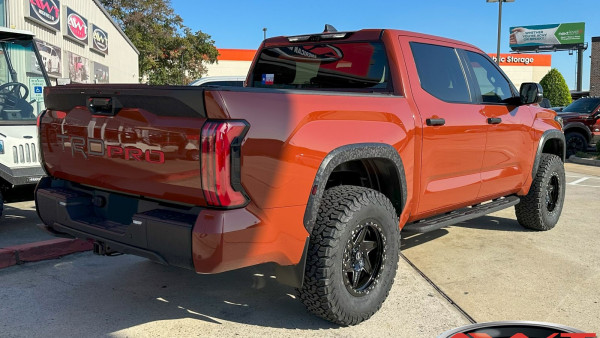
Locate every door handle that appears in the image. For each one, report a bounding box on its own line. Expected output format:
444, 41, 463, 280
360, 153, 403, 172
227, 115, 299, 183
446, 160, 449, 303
426, 118, 445, 126
487, 117, 502, 124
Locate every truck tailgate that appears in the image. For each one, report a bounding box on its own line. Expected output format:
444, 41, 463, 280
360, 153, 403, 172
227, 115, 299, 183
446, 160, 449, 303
41, 85, 208, 206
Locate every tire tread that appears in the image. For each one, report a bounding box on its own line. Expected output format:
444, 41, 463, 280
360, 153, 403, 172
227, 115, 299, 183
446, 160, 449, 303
299, 185, 399, 325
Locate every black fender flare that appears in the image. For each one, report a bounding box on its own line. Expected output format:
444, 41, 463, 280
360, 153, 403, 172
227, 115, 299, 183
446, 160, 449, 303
563, 122, 592, 143
302, 143, 407, 234
532, 129, 566, 178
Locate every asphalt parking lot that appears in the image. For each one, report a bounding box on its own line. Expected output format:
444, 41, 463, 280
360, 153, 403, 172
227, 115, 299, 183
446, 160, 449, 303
0, 162, 598, 336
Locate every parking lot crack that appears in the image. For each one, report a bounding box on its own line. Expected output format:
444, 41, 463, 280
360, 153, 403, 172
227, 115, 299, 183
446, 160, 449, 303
400, 252, 476, 324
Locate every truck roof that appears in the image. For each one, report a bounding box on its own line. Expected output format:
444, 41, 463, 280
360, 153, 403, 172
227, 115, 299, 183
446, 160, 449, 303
0, 27, 35, 42
263, 28, 481, 52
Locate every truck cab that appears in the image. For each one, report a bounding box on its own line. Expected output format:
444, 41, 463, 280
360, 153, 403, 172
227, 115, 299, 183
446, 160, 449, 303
0, 27, 50, 216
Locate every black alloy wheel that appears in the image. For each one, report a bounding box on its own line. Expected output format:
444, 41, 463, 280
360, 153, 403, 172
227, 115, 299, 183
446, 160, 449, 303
343, 221, 385, 296
565, 132, 587, 157
546, 174, 560, 212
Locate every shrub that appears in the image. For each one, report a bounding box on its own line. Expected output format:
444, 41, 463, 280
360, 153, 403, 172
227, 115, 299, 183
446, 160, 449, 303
539, 68, 572, 107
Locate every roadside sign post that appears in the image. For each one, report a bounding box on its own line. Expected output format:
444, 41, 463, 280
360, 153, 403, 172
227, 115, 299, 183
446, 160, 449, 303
487, 0, 515, 65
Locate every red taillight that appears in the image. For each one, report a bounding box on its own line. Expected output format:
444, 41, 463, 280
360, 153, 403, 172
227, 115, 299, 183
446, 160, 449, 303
201, 120, 249, 208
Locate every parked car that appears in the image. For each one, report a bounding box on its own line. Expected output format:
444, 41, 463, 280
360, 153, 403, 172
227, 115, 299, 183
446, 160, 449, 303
189, 76, 245, 87
37, 27, 565, 325
558, 97, 600, 156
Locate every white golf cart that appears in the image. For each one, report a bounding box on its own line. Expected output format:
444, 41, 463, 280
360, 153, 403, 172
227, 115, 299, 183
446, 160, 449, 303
0, 27, 50, 218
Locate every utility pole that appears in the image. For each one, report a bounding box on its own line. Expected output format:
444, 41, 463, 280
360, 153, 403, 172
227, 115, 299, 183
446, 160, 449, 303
487, 0, 515, 65
577, 45, 584, 92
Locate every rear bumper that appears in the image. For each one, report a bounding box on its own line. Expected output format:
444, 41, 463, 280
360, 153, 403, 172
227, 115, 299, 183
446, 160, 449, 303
0, 163, 45, 186
35, 177, 309, 275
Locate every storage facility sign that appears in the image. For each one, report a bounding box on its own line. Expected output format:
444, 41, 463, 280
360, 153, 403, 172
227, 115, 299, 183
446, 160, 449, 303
91, 25, 109, 54
509, 22, 585, 52
65, 7, 89, 44
27, 0, 61, 31
487, 53, 551, 67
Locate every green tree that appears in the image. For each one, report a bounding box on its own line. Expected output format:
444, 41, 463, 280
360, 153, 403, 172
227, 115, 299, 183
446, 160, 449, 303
99, 0, 218, 84
539, 68, 572, 107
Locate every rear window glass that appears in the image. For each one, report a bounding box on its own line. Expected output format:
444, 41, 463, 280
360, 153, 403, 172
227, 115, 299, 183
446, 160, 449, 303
250, 42, 392, 92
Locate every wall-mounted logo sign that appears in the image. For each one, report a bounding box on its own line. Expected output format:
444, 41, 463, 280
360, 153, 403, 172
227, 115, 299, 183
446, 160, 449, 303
28, 0, 61, 30
92, 25, 108, 54
66, 7, 88, 44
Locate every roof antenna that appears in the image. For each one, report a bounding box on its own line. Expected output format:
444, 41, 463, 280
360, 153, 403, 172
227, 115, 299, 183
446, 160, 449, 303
323, 24, 338, 33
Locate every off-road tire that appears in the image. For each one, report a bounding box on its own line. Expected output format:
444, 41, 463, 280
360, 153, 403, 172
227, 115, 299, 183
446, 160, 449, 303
515, 154, 565, 231
565, 132, 587, 158
299, 185, 400, 325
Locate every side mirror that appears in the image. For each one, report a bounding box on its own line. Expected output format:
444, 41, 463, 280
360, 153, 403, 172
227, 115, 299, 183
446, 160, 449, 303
520, 82, 544, 105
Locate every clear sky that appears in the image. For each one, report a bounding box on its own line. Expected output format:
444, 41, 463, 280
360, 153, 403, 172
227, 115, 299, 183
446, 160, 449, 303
171, 0, 599, 91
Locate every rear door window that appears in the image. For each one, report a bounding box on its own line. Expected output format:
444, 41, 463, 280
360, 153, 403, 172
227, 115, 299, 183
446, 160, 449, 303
250, 42, 392, 92
410, 42, 471, 103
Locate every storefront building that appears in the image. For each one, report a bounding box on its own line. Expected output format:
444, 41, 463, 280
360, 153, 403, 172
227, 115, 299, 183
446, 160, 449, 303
1, 0, 138, 84
204, 49, 255, 78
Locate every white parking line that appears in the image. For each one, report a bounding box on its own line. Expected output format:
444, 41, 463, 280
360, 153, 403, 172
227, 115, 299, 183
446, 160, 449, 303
571, 184, 600, 188
569, 177, 590, 185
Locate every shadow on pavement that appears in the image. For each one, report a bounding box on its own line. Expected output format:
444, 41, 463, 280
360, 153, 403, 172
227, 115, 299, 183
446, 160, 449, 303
0, 255, 338, 334
401, 215, 528, 250
113, 261, 337, 330
2, 185, 35, 203
0, 203, 56, 248
401, 229, 449, 250
449, 215, 528, 232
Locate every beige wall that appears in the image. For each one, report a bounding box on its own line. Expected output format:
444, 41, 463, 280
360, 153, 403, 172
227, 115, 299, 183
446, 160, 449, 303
501, 66, 551, 89
7, 0, 138, 83
205, 60, 252, 77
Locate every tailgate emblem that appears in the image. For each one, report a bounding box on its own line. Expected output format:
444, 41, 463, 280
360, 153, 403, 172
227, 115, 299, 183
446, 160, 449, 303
57, 135, 165, 164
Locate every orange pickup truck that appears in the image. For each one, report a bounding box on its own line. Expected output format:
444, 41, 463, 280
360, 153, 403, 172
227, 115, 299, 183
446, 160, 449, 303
36, 27, 565, 325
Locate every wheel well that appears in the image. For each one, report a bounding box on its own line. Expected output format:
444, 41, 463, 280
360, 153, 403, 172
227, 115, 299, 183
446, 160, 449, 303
542, 138, 565, 161
325, 158, 402, 215
564, 127, 591, 143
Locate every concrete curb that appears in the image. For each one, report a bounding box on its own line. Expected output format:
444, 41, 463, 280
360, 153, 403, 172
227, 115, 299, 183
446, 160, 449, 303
568, 156, 600, 167
0, 238, 93, 269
